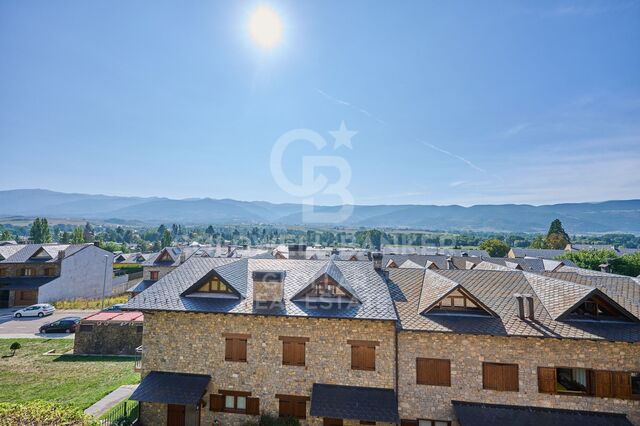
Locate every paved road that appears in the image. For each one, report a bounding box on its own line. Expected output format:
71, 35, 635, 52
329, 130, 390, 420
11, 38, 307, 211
0, 308, 98, 338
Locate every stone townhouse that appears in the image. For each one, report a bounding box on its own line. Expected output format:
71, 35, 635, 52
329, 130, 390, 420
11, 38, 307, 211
126, 257, 399, 426
388, 267, 640, 426
0, 243, 113, 307
125, 254, 640, 426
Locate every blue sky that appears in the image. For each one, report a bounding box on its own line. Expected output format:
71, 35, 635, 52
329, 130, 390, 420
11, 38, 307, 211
1, 0, 639, 206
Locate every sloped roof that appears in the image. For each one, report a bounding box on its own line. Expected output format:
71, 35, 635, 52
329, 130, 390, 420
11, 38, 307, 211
0, 243, 93, 264
523, 272, 595, 320
510, 248, 566, 259
388, 268, 640, 342
124, 258, 396, 321
291, 259, 360, 302
452, 401, 632, 426
310, 383, 399, 423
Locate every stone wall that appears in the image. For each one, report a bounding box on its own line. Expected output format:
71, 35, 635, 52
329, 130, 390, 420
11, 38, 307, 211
397, 331, 640, 425
139, 311, 396, 426
74, 321, 143, 355
143, 266, 174, 281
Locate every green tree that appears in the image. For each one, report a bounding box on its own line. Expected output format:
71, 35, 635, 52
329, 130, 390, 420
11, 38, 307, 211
0, 230, 11, 241
161, 229, 172, 248
83, 222, 94, 242
354, 229, 384, 250
71, 227, 84, 244
545, 233, 570, 250
29, 218, 52, 243
547, 219, 570, 242
479, 239, 511, 257
560, 249, 618, 271
60, 231, 70, 244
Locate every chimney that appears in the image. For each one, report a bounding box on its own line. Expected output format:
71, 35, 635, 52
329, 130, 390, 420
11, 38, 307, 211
523, 294, 535, 320
57, 250, 66, 261
331, 247, 339, 256
288, 244, 307, 260
446, 256, 455, 270
514, 293, 525, 319
599, 263, 611, 273
252, 270, 285, 307
179, 252, 186, 264
372, 252, 383, 270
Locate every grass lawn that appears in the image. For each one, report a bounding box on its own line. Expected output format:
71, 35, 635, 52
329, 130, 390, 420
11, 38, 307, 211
0, 338, 140, 410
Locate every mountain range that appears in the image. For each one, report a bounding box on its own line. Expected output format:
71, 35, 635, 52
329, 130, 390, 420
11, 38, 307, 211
1, 189, 639, 233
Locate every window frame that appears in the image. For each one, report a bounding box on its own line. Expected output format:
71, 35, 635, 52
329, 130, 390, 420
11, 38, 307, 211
539, 366, 638, 399
416, 358, 451, 387
149, 271, 159, 281
279, 336, 309, 367
275, 394, 309, 419
223, 333, 249, 363
482, 362, 519, 392
418, 420, 452, 426
348, 340, 378, 371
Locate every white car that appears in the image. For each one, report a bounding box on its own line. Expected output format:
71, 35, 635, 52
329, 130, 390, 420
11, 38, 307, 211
14, 304, 56, 318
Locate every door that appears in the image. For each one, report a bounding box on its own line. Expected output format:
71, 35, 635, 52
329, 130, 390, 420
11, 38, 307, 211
167, 404, 186, 426
15, 290, 38, 306
0, 291, 8, 308
323, 418, 343, 426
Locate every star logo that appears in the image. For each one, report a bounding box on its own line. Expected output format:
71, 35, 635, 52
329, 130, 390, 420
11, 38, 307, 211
330, 121, 357, 149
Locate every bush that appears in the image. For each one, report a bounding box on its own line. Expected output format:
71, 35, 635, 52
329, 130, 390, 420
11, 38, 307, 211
0, 400, 98, 426
9, 341, 20, 356
52, 295, 129, 310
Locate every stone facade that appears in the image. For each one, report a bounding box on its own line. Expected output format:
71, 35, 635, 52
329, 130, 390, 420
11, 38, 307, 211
143, 266, 174, 281
74, 320, 143, 355
139, 311, 396, 426
397, 331, 640, 425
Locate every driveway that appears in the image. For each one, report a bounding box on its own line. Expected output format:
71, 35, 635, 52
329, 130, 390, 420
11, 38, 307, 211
0, 308, 98, 338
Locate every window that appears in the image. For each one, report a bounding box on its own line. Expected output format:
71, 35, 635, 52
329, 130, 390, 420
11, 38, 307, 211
539, 367, 638, 399
210, 391, 259, 415
276, 394, 308, 419
0, 268, 7, 276
483, 362, 519, 392
79, 324, 94, 333
311, 275, 349, 298
20, 268, 34, 277
150, 271, 159, 281
196, 276, 234, 294
418, 420, 451, 426
430, 289, 489, 315
416, 358, 451, 386
280, 336, 309, 366
224, 333, 249, 362
44, 267, 55, 277
136, 325, 143, 334
348, 340, 378, 371
567, 295, 630, 322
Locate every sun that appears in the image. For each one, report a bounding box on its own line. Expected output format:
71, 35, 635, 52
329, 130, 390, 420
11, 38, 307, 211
248, 6, 283, 49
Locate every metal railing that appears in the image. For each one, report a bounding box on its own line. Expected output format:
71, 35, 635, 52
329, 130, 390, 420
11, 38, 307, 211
100, 400, 139, 426
134, 345, 142, 371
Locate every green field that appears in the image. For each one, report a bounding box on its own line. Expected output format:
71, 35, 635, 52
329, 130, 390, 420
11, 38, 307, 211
0, 339, 140, 410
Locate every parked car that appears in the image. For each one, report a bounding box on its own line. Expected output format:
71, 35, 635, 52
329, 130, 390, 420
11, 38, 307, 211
104, 303, 125, 312
39, 317, 81, 334
13, 304, 55, 318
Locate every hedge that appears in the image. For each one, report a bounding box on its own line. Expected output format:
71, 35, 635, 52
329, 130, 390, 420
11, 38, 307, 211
0, 400, 98, 426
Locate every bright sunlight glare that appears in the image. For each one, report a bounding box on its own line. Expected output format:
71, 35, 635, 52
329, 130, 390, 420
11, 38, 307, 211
248, 6, 283, 49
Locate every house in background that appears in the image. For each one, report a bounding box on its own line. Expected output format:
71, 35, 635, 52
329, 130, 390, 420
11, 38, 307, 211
0, 243, 113, 307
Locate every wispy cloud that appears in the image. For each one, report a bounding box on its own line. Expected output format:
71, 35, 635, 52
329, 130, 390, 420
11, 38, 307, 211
502, 122, 531, 138
315, 88, 387, 125
419, 140, 488, 174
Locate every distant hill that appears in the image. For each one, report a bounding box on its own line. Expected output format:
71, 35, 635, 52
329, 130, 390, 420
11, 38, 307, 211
1, 189, 639, 233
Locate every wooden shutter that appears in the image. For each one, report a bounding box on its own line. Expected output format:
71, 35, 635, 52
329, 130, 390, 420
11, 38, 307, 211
350, 344, 376, 371
210, 394, 224, 412
483, 362, 518, 391
612, 371, 631, 399
237, 338, 247, 362
294, 399, 307, 419
225, 337, 247, 362
417, 358, 450, 386
225, 338, 234, 361
282, 340, 306, 366
537, 367, 556, 394
594, 370, 613, 398
279, 398, 292, 417
246, 397, 260, 415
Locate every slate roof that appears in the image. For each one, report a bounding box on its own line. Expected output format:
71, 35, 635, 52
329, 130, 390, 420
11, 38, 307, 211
309, 383, 399, 423
292, 259, 360, 302
387, 268, 640, 342
509, 248, 566, 259
452, 401, 632, 426
127, 280, 156, 294
130, 371, 210, 406
0, 277, 57, 290
383, 254, 574, 273
124, 258, 397, 321
0, 243, 91, 264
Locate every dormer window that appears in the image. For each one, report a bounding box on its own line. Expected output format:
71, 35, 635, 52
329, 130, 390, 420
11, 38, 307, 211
196, 276, 234, 294
431, 289, 488, 314
157, 251, 172, 262
567, 294, 632, 322
291, 260, 360, 304
310, 275, 348, 298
